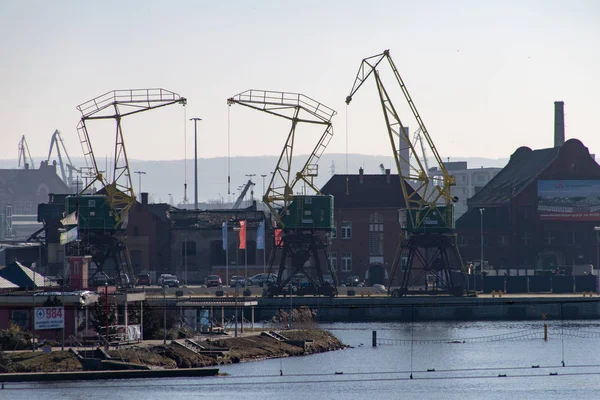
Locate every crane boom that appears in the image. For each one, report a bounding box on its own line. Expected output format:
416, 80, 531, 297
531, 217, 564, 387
346, 49, 455, 232
76, 88, 186, 228
233, 180, 255, 209
18, 135, 35, 169
47, 129, 81, 187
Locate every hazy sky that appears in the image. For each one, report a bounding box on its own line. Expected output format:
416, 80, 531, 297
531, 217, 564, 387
1, 0, 598, 167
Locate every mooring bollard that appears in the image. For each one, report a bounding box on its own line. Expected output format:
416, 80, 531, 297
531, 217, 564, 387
372, 330, 377, 347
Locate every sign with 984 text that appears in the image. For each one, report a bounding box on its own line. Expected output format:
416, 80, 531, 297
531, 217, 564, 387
35, 307, 64, 330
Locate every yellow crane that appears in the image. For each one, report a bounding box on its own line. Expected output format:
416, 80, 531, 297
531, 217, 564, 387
346, 50, 465, 296
228, 90, 338, 297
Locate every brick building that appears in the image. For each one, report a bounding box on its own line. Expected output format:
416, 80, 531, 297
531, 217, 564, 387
321, 168, 415, 285
456, 138, 600, 273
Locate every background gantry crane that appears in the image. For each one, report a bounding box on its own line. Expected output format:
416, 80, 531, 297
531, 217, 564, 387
18, 135, 35, 169
64, 88, 186, 287
228, 90, 338, 297
346, 49, 466, 296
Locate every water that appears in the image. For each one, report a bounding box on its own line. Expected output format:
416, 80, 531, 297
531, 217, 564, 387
5, 320, 600, 399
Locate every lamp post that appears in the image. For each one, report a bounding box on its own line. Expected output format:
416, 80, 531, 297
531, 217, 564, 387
162, 285, 167, 345
478, 208, 485, 292
190, 117, 202, 210
260, 174, 267, 207
134, 171, 146, 202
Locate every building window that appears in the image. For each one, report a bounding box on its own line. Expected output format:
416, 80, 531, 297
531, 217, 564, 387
341, 221, 352, 239
341, 252, 352, 272
521, 232, 530, 246
369, 213, 384, 256
544, 231, 555, 245
24, 201, 32, 215
328, 252, 337, 271
458, 235, 468, 247
499, 235, 509, 246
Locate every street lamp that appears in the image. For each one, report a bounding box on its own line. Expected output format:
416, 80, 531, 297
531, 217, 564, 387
162, 285, 167, 345
190, 117, 202, 210
261, 174, 267, 200
134, 171, 146, 202
478, 208, 485, 292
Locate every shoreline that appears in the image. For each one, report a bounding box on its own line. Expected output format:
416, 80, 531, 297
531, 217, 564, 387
0, 328, 346, 382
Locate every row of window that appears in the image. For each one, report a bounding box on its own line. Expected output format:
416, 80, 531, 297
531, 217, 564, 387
328, 252, 352, 272
330, 213, 386, 241
459, 231, 591, 247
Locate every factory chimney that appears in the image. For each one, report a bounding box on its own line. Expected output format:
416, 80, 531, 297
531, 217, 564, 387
554, 101, 565, 148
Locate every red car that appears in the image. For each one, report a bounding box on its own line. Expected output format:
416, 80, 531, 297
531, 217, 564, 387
206, 275, 222, 288
136, 273, 151, 286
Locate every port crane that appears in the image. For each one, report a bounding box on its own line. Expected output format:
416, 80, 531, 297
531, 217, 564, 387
227, 90, 338, 297
233, 180, 255, 209
346, 49, 466, 296
67, 88, 187, 286
46, 129, 83, 189
18, 135, 35, 169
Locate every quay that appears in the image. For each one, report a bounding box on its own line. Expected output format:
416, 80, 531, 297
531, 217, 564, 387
0, 367, 219, 383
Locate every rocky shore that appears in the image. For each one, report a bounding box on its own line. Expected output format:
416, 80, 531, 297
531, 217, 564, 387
0, 329, 346, 373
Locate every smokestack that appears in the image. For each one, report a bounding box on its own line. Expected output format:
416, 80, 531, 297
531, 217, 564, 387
141, 192, 149, 205
359, 167, 364, 184
554, 101, 565, 147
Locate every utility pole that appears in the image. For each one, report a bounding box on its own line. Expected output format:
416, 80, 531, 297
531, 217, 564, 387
134, 171, 146, 202
478, 208, 485, 293
190, 117, 202, 210
163, 285, 167, 345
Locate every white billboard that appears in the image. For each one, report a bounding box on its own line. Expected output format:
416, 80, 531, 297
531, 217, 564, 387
35, 307, 65, 330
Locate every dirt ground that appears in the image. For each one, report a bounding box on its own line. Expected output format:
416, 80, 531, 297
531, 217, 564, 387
0, 329, 346, 373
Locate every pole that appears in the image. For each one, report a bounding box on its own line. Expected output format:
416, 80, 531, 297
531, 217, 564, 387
61, 282, 65, 351
104, 283, 108, 348
163, 285, 167, 345
245, 247, 248, 280
190, 117, 202, 210
134, 171, 146, 202
225, 234, 229, 286
234, 283, 238, 337
140, 300, 144, 342
184, 236, 188, 286
478, 208, 485, 293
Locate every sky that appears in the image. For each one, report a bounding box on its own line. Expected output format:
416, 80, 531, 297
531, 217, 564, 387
1, 0, 599, 170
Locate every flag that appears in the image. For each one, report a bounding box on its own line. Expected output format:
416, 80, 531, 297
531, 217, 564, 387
274, 228, 283, 248
256, 221, 265, 250
61, 211, 78, 226
222, 222, 228, 250
239, 220, 246, 250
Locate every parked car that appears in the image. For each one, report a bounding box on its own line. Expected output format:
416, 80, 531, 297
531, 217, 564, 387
229, 275, 246, 288
206, 275, 223, 288
246, 273, 277, 287
162, 276, 180, 288
158, 274, 177, 286
136, 273, 151, 286
344, 276, 363, 287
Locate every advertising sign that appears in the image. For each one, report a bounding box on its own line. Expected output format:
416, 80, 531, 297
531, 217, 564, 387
537, 180, 600, 221
34, 307, 65, 330
59, 226, 78, 245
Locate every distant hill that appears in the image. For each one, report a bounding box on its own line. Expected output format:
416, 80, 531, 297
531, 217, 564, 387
0, 154, 508, 205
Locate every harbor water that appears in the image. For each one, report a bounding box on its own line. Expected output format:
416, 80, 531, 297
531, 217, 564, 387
4, 320, 600, 399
